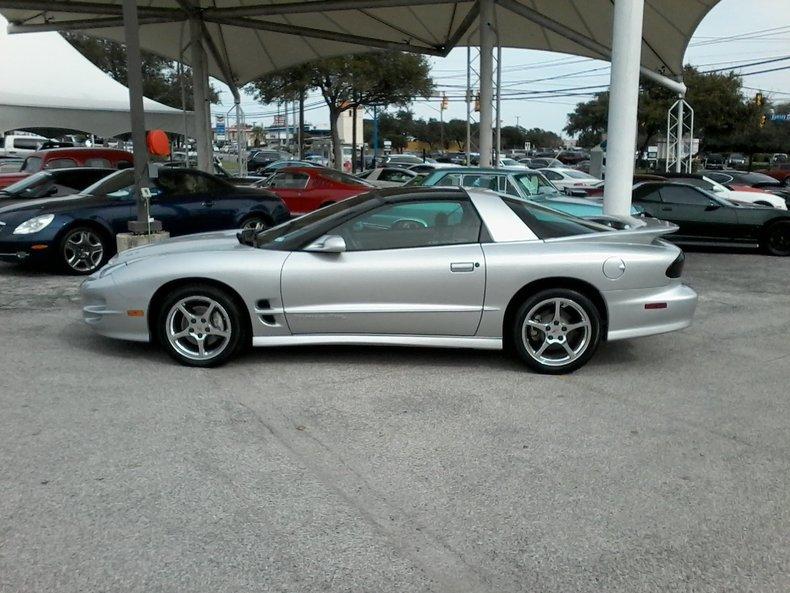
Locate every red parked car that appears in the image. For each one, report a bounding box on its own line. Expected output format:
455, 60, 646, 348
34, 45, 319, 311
262, 166, 374, 215
0, 147, 133, 189
759, 163, 790, 186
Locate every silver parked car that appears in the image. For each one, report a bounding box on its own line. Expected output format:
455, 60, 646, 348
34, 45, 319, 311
81, 188, 697, 373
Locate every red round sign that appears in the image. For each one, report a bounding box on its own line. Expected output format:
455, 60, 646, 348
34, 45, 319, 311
146, 130, 170, 156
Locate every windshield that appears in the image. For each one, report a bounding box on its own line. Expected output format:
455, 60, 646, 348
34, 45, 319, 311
255, 193, 378, 250
82, 169, 135, 198
512, 172, 562, 196
0, 171, 53, 197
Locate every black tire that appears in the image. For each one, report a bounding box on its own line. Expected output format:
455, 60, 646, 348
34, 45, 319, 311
511, 288, 602, 374
58, 226, 110, 275
239, 214, 271, 231
762, 221, 790, 256
156, 283, 247, 367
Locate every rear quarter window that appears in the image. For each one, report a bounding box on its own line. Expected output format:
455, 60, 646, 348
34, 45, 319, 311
505, 198, 599, 239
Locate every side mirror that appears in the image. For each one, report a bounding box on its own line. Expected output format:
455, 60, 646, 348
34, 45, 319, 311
706, 201, 721, 211
304, 234, 346, 253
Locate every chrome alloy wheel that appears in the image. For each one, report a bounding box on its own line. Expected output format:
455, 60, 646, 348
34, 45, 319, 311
165, 296, 233, 361
241, 218, 267, 231
64, 230, 104, 272
521, 297, 592, 367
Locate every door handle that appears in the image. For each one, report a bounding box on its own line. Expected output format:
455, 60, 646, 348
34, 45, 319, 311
661, 206, 672, 211
450, 262, 476, 273
202, 200, 215, 207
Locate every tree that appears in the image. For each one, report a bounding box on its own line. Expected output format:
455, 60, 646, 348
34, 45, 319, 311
564, 66, 751, 155
63, 33, 219, 110
247, 52, 433, 168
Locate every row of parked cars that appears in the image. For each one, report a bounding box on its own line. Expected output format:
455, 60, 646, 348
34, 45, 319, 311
2, 147, 790, 281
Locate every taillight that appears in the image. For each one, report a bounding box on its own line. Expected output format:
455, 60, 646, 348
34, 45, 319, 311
666, 251, 685, 278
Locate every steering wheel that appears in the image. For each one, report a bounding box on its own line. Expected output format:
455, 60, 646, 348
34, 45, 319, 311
391, 218, 427, 231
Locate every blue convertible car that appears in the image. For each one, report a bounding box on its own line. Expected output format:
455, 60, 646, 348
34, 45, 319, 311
0, 168, 290, 274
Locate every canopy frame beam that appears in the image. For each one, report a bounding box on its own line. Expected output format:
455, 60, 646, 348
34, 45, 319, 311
7, 15, 183, 32
497, 0, 685, 95
203, 0, 463, 18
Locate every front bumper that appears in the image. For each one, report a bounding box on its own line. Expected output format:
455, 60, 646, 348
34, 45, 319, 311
0, 239, 54, 264
605, 283, 698, 341
80, 274, 151, 342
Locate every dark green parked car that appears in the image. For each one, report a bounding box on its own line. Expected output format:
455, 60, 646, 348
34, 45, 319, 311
632, 182, 790, 256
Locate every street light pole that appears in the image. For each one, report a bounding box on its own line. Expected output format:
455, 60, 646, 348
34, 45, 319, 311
478, 0, 494, 168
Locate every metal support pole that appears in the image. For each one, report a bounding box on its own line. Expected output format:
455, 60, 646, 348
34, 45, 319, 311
675, 96, 684, 173
351, 104, 358, 173
189, 17, 211, 172
235, 99, 246, 176
495, 43, 502, 165
372, 105, 379, 167
602, 0, 645, 217
478, 0, 494, 168
466, 44, 471, 166
298, 89, 305, 159
122, 0, 152, 232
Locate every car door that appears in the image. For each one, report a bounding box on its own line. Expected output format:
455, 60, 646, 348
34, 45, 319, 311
268, 171, 311, 214
280, 197, 486, 336
656, 185, 740, 239
149, 171, 213, 236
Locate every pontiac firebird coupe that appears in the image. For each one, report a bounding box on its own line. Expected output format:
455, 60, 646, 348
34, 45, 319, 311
81, 187, 698, 374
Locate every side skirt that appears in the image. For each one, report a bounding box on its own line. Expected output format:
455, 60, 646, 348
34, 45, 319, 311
252, 334, 503, 350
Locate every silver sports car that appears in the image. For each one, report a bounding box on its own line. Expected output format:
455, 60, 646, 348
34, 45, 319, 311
81, 188, 698, 374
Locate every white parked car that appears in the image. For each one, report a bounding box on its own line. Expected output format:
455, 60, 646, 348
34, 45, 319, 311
665, 174, 787, 210
539, 167, 604, 190
407, 162, 461, 174
357, 166, 417, 187
0, 134, 49, 158
497, 157, 530, 169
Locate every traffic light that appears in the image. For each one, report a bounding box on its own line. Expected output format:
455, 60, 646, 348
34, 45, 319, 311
759, 113, 767, 128
441, 93, 449, 111
474, 93, 480, 112
755, 92, 764, 107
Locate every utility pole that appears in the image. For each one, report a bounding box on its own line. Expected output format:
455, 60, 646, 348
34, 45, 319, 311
298, 89, 305, 159
466, 44, 471, 165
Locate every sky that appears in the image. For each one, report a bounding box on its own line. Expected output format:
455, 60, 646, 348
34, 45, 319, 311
213, 0, 790, 139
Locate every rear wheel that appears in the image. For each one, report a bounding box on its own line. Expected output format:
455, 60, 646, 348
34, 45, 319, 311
240, 215, 270, 232
511, 289, 602, 374
59, 226, 109, 275
762, 221, 790, 256
157, 284, 247, 367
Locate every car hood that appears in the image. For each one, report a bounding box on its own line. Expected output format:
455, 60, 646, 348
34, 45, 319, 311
0, 192, 110, 216
111, 230, 247, 263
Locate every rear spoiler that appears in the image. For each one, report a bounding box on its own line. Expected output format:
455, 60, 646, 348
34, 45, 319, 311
551, 216, 679, 246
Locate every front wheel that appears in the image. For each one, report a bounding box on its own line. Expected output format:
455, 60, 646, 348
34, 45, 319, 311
240, 215, 271, 232
157, 284, 247, 367
512, 289, 602, 374
59, 226, 109, 275
762, 221, 790, 256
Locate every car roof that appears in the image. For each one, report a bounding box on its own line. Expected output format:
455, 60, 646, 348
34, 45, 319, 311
31, 147, 132, 158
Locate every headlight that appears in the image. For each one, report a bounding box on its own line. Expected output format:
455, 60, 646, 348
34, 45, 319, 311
13, 214, 55, 235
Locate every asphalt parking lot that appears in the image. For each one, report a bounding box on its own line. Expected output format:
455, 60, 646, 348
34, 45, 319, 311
1, 249, 789, 593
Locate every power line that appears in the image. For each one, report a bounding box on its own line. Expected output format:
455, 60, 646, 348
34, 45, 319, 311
702, 55, 790, 73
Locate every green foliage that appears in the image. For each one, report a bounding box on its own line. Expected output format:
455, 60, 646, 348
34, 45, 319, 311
565, 66, 789, 157
63, 33, 219, 110
364, 113, 562, 153
246, 52, 433, 167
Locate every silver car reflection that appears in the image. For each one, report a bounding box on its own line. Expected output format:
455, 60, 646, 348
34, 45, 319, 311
81, 188, 697, 374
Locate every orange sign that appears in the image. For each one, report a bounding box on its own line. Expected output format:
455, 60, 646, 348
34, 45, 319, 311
146, 130, 170, 156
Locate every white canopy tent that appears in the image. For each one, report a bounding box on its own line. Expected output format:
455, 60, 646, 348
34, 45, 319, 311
0, 15, 194, 138
1, 0, 722, 225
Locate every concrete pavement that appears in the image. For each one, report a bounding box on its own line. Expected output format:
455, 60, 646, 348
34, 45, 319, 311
1, 249, 789, 593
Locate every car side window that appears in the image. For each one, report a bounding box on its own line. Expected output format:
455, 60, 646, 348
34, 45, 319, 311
269, 172, 310, 189
379, 169, 412, 183
435, 173, 462, 187
634, 186, 662, 202
329, 199, 482, 251
543, 170, 563, 181
659, 186, 712, 206
462, 174, 499, 191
